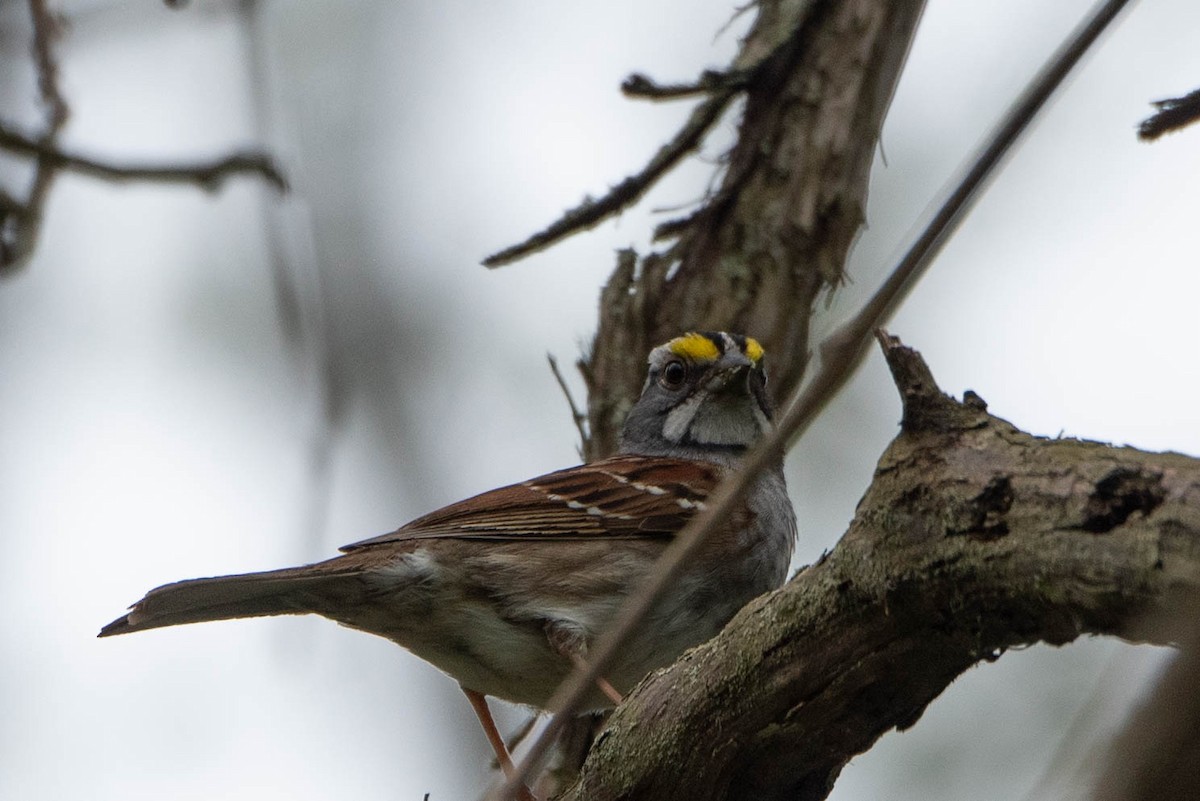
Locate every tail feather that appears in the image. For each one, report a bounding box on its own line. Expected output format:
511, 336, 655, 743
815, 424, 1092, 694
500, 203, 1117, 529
98, 563, 365, 637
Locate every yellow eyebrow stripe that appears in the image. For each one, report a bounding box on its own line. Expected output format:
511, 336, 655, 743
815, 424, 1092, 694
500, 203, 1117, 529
745, 337, 763, 364
668, 333, 721, 362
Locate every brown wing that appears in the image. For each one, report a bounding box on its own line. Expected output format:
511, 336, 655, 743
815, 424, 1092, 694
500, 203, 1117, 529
339, 455, 722, 550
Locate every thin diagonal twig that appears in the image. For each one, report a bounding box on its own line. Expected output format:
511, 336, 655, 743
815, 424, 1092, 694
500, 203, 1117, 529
481, 86, 738, 268
547, 354, 590, 454
483, 0, 816, 270
487, 0, 1136, 796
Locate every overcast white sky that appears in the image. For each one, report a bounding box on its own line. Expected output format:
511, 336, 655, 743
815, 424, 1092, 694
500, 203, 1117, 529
1, 1, 1198, 800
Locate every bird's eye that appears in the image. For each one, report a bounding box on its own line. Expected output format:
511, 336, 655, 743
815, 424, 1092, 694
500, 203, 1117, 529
660, 360, 687, 389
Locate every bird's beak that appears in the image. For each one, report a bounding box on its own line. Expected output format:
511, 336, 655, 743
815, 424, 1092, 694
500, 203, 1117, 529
706, 353, 754, 397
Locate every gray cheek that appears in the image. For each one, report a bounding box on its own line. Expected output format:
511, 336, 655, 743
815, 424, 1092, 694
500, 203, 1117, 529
752, 404, 772, 434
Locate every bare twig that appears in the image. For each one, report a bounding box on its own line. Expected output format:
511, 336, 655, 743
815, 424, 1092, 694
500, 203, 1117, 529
0, 120, 289, 193
2, 0, 68, 273
488, 1, 1135, 796
621, 69, 749, 100
1138, 87, 1200, 141
29, 0, 68, 131
714, 1, 758, 41
481, 86, 738, 268
547, 354, 590, 454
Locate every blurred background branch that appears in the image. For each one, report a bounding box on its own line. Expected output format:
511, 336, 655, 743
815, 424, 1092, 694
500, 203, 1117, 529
1, 0, 66, 273
1, 0, 284, 275
0, 120, 286, 191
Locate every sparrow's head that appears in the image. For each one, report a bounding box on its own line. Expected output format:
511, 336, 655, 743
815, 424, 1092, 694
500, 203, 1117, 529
620, 331, 773, 461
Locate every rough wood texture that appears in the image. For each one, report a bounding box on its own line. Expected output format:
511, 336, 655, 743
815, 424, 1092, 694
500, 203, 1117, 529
581, 0, 927, 460
561, 336, 1200, 801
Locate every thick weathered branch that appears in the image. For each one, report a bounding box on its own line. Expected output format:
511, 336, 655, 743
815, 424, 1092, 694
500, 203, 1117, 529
583, 0, 928, 459
562, 335, 1200, 801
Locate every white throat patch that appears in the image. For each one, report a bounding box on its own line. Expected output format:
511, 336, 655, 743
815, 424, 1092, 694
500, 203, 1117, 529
663, 386, 769, 447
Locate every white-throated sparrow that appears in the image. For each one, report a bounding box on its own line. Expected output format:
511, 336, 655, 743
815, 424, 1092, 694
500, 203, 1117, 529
100, 331, 796, 787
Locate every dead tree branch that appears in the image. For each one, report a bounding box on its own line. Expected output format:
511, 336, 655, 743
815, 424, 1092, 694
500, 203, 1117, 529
1139, 87, 1200, 141
620, 69, 750, 100
560, 334, 1200, 801
581, 0, 930, 460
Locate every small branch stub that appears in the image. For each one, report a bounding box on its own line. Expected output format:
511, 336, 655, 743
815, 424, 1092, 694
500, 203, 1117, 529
875, 330, 988, 433
1139, 87, 1200, 141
